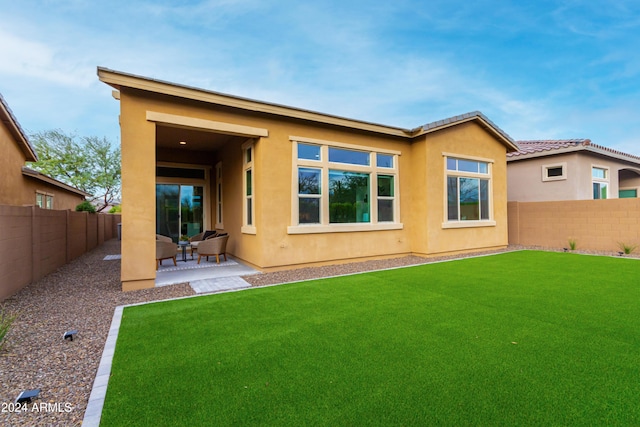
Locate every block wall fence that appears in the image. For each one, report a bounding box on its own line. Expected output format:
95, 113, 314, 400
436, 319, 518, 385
0, 205, 121, 300
508, 199, 640, 252
2, 200, 637, 299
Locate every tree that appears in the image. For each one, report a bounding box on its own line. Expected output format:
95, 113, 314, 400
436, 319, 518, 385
28, 130, 121, 212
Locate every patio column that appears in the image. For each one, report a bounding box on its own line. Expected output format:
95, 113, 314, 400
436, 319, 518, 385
120, 90, 157, 291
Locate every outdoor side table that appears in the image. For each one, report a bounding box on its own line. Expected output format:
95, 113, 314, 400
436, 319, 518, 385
178, 241, 191, 262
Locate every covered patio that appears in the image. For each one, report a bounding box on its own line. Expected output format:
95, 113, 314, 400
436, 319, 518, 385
155, 252, 260, 293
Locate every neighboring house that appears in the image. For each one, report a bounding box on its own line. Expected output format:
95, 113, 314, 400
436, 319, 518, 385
0, 93, 90, 209
507, 139, 640, 202
91, 198, 121, 213
98, 67, 519, 291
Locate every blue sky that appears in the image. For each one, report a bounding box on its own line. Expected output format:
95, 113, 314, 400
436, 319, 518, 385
1, 0, 639, 155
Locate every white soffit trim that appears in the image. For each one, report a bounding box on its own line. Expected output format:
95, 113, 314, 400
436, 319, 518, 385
146, 111, 268, 138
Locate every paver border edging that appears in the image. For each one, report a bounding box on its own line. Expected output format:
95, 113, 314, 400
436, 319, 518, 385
81, 305, 122, 427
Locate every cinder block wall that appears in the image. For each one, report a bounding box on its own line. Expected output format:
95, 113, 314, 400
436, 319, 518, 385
508, 199, 640, 252
0, 205, 121, 301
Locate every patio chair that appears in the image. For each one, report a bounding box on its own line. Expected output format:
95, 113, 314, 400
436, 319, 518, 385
156, 234, 173, 243
196, 234, 229, 264
156, 240, 177, 270
189, 230, 218, 256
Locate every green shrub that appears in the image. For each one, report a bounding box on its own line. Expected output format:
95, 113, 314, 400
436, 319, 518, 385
75, 200, 96, 213
109, 205, 122, 214
0, 306, 16, 352
618, 242, 637, 255
568, 238, 577, 251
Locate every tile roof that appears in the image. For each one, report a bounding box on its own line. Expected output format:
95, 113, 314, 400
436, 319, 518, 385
421, 111, 518, 150
508, 139, 640, 164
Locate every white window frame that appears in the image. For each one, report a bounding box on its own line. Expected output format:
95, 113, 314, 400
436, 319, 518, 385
592, 165, 609, 200
288, 136, 403, 234
542, 162, 567, 182
36, 191, 54, 209
442, 153, 495, 229
215, 161, 223, 229
242, 141, 256, 234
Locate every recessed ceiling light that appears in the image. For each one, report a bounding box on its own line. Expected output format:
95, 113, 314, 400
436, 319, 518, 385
179, 141, 187, 145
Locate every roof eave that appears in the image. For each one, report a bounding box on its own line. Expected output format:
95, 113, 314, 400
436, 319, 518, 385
21, 167, 91, 198
0, 95, 37, 162
415, 114, 519, 152
97, 67, 413, 138
508, 145, 640, 166
507, 145, 584, 161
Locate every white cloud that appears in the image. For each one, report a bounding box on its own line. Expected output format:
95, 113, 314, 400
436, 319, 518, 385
2, 0, 638, 154
0, 29, 94, 87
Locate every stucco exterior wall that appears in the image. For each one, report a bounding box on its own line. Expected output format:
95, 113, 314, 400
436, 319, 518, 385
21, 177, 86, 210
0, 119, 29, 206
508, 152, 640, 202
119, 89, 158, 291
420, 122, 510, 255
619, 169, 640, 195
508, 153, 581, 202
116, 88, 512, 289
258, 122, 411, 269
1, 111, 86, 210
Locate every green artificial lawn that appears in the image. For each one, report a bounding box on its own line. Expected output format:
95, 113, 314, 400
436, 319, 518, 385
100, 251, 640, 426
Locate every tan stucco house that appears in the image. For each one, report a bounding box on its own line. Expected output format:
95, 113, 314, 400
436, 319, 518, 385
0, 93, 89, 209
507, 139, 640, 202
98, 67, 519, 291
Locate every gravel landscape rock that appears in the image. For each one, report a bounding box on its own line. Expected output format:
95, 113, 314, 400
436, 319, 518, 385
0, 240, 194, 427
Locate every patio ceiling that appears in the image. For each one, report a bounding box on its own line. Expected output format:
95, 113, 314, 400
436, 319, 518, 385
156, 124, 246, 152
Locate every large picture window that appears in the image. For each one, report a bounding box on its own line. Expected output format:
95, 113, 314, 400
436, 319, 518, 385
290, 137, 401, 233
445, 155, 492, 225
329, 170, 370, 223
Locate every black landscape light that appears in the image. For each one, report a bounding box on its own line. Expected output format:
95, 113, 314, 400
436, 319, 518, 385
563, 248, 568, 252
15, 389, 40, 404
63, 329, 78, 341
618, 251, 624, 256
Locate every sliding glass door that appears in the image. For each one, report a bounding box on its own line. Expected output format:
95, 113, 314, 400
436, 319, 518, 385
156, 184, 204, 242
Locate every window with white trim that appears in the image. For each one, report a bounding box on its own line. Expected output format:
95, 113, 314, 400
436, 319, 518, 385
542, 162, 567, 181
36, 192, 53, 209
215, 162, 223, 228
446, 156, 492, 223
592, 166, 609, 199
291, 138, 400, 233
242, 142, 255, 233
